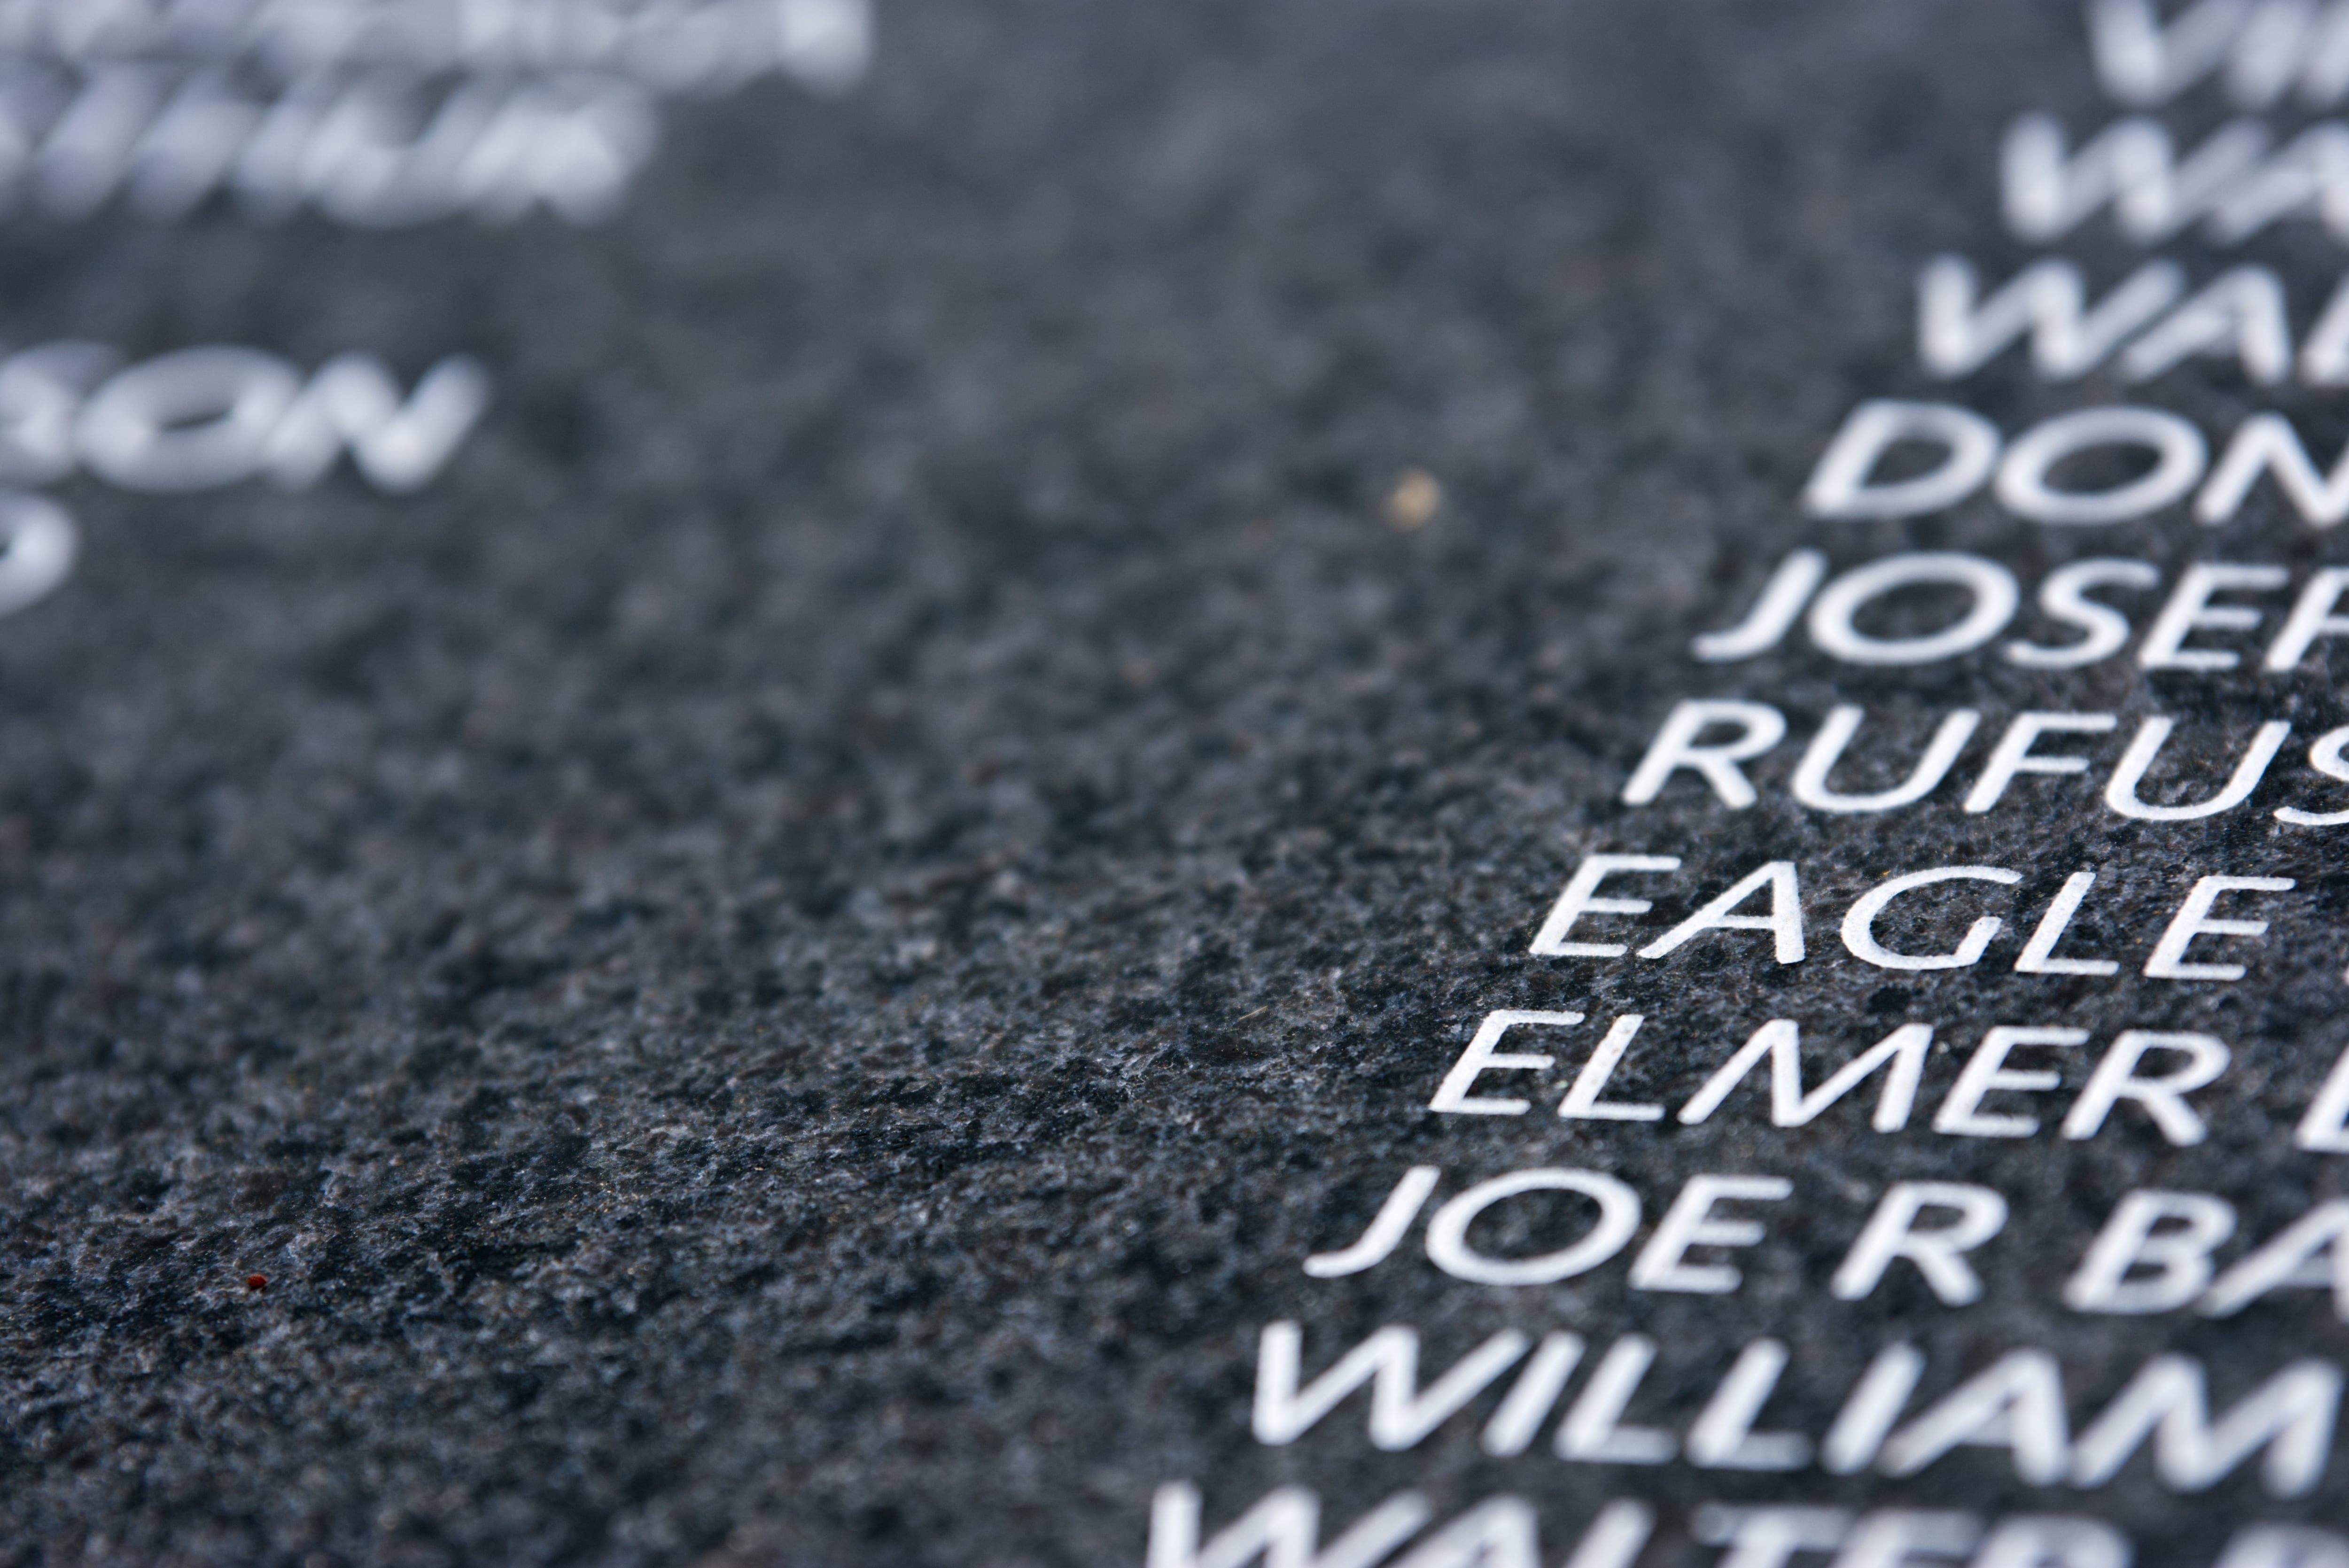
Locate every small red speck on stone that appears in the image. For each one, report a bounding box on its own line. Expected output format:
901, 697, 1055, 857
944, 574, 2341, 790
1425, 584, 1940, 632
245, 1274, 268, 1293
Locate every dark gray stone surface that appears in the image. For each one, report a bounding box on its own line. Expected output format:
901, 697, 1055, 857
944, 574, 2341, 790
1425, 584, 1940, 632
1, 2, 2344, 1563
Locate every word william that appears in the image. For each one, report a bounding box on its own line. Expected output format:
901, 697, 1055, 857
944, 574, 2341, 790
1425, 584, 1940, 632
1254, 1321, 2337, 1496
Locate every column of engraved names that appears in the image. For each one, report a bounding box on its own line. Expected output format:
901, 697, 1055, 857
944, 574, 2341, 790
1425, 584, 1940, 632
1144, 6, 2349, 1566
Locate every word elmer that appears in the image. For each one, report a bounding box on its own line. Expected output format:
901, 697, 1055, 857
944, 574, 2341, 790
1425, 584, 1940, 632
1429, 1014, 2240, 1140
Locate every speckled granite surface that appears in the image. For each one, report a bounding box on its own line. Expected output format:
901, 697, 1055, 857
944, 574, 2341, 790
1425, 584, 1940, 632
1, 3, 2344, 1564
